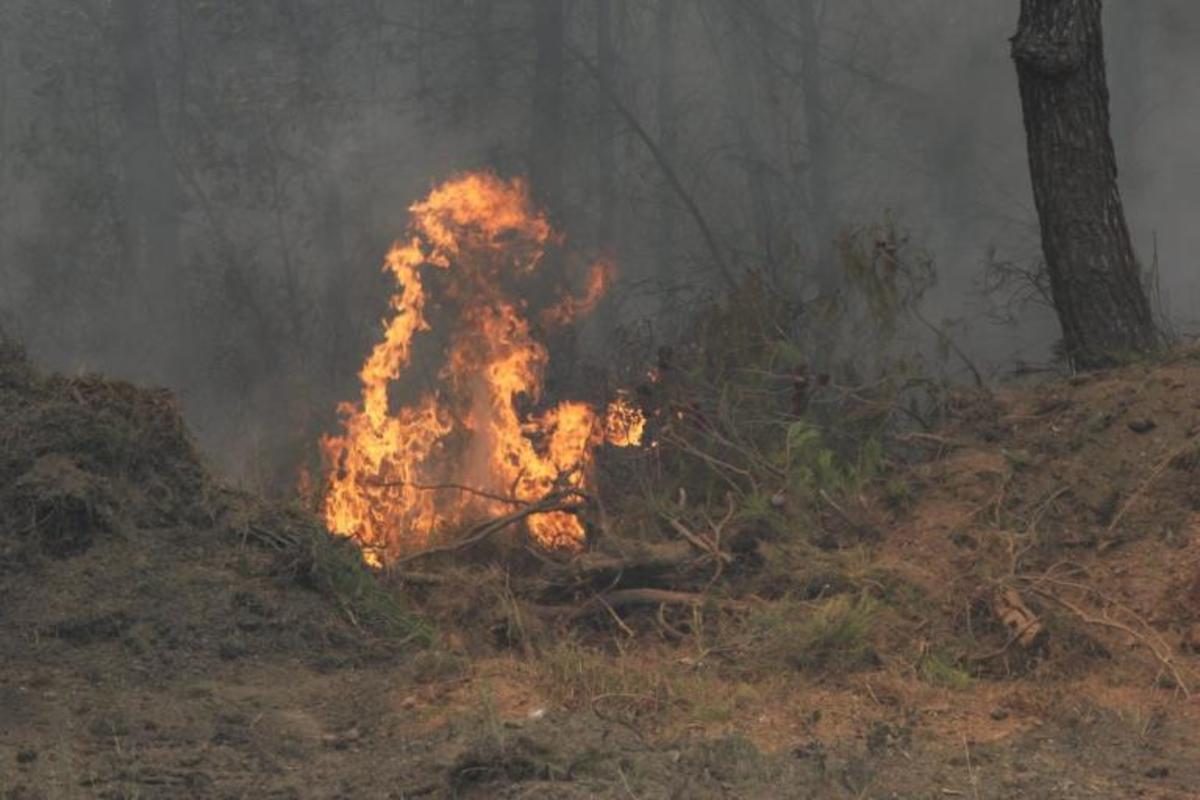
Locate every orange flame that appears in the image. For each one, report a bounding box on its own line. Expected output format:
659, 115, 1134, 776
541, 258, 616, 327
604, 392, 646, 448
320, 172, 639, 564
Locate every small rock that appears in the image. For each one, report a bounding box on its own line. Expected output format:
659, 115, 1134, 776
1128, 418, 1157, 434
399, 695, 418, 709
16, 749, 37, 764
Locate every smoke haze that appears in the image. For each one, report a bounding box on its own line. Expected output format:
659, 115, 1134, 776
1, 1, 1197, 486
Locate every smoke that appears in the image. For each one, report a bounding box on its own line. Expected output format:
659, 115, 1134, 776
1, 1, 1198, 487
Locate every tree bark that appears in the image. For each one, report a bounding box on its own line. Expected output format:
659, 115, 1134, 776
530, 0, 566, 216
113, 0, 185, 373
1012, 0, 1159, 369
572, 47, 737, 293
797, 0, 836, 295
712, 2, 777, 273
655, 0, 678, 294
0, 31, 8, 270
595, 0, 617, 251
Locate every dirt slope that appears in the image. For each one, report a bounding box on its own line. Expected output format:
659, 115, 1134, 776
3, 334, 1200, 799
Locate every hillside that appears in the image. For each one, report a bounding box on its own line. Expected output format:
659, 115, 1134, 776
3, 334, 1200, 799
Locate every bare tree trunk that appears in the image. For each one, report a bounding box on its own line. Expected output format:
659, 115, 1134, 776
797, 0, 836, 295
0, 31, 8, 275
1012, 0, 1159, 369
530, 0, 566, 216
595, 0, 616, 251
712, 2, 777, 274
113, 0, 184, 360
655, 0, 678, 295
282, 3, 350, 379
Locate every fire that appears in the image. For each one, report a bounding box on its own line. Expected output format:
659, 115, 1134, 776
604, 392, 646, 448
541, 258, 615, 327
320, 172, 640, 564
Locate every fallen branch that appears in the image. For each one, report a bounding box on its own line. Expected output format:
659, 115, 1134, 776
394, 490, 587, 567
368, 479, 525, 507
1106, 434, 1199, 535
568, 46, 737, 293
1016, 575, 1193, 697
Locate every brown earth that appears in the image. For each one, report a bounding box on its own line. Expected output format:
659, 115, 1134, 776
3, 334, 1200, 799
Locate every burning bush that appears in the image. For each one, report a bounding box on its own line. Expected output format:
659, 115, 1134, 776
319, 172, 642, 564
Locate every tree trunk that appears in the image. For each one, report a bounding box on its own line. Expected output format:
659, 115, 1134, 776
655, 0, 678, 296
797, 0, 836, 296
595, 0, 617, 251
0, 31, 8, 270
282, 3, 350, 380
113, 0, 184, 345
712, 2, 777, 274
1012, 0, 1158, 369
530, 0, 566, 216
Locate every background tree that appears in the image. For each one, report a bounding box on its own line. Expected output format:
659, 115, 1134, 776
530, 0, 565, 216
1012, 0, 1160, 368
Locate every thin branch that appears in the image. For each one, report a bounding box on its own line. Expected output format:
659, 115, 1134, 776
367, 478, 525, 507
568, 45, 738, 293
393, 490, 587, 567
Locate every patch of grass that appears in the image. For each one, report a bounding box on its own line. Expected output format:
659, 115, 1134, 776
1002, 447, 1035, 470
680, 733, 777, 785
919, 651, 973, 690
227, 498, 434, 646
883, 478, 913, 511
450, 698, 565, 792
753, 594, 880, 674
534, 640, 772, 734
407, 648, 469, 683
305, 531, 434, 645
534, 640, 671, 711
690, 682, 761, 724
0, 326, 33, 390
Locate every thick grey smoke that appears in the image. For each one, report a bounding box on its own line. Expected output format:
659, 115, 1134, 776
0, 1, 1196, 486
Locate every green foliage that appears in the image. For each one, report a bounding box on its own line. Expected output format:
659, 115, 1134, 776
609, 222, 948, 556
753, 594, 879, 674
883, 478, 914, 511
304, 531, 434, 646
837, 214, 936, 343
407, 648, 470, 684
918, 651, 974, 690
